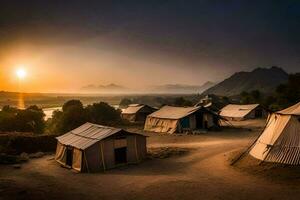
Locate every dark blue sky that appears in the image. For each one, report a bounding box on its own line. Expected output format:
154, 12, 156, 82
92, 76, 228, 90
0, 0, 299, 91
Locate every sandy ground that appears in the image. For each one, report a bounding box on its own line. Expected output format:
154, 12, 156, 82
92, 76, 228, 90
2, 119, 300, 200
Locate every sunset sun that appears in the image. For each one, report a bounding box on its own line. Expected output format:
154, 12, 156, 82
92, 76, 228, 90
16, 68, 27, 79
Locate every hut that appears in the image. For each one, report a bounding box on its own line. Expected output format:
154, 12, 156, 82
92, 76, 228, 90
249, 102, 300, 165
55, 122, 147, 172
144, 106, 220, 134
121, 104, 156, 122
220, 104, 267, 121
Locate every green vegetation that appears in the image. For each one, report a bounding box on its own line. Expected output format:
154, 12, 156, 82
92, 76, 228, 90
172, 97, 193, 107
239, 73, 300, 111
119, 95, 198, 108
0, 133, 57, 155
47, 100, 122, 134
119, 98, 133, 107
0, 105, 45, 134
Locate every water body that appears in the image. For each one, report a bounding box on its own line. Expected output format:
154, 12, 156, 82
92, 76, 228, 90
43, 107, 62, 120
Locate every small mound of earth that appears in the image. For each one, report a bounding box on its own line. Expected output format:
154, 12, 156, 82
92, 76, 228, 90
147, 147, 190, 159
228, 149, 300, 182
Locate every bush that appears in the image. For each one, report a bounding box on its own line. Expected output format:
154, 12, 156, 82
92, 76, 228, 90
119, 98, 132, 107
47, 100, 122, 134
48, 100, 88, 134
173, 97, 193, 107
86, 102, 122, 125
0, 105, 45, 134
0, 133, 57, 155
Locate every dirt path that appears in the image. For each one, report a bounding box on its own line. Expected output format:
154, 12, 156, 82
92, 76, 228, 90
2, 120, 300, 200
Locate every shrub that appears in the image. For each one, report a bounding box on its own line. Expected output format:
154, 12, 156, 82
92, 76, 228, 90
0, 105, 45, 134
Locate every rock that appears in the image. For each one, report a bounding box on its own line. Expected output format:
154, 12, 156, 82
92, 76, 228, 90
19, 153, 29, 162
29, 152, 44, 158
12, 164, 21, 169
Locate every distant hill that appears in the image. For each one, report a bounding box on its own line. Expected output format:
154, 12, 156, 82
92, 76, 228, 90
202, 66, 289, 96
198, 81, 215, 92
81, 83, 128, 93
151, 82, 215, 93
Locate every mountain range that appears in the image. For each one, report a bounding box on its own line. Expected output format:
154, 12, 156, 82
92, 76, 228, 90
151, 82, 215, 93
202, 66, 289, 96
81, 84, 127, 92
81, 82, 215, 94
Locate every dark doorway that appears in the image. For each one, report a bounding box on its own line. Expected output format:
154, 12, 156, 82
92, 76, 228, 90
255, 108, 263, 118
196, 112, 203, 128
115, 147, 127, 165
66, 148, 73, 167
204, 121, 208, 129
136, 113, 147, 122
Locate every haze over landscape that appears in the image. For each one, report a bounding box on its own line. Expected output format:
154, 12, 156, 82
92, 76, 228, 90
2, 2, 300, 200
0, 0, 300, 93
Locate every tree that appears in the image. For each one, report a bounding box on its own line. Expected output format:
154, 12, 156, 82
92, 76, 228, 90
86, 102, 122, 125
15, 106, 46, 134
2, 105, 18, 113
0, 105, 45, 134
273, 73, 300, 109
48, 100, 87, 134
173, 97, 193, 107
62, 99, 83, 112
250, 90, 261, 102
119, 98, 132, 107
47, 100, 122, 134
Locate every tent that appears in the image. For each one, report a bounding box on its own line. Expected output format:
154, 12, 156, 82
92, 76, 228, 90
250, 102, 300, 165
55, 122, 147, 172
121, 104, 156, 122
220, 104, 267, 121
144, 106, 220, 134
249, 102, 300, 165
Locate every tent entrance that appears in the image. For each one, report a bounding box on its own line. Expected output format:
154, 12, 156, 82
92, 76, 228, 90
180, 117, 190, 128
255, 108, 263, 118
114, 147, 127, 165
66, 147, 73, 167
136, 113, 147, 122
196, 113, 203, 128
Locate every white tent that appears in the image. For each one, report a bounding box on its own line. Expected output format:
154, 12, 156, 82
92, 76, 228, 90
250, 102, 300, 165
220, 104, 267, 121
144, 106, 219, 134
121, 104, 156, 122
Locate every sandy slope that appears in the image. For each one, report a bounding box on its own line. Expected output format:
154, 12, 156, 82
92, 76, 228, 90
1, 119, 300, 200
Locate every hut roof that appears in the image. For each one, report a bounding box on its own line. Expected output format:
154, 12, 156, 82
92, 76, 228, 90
56, 122, 144, 150
220, 104, 259, 118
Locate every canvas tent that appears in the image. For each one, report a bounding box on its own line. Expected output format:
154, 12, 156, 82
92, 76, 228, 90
220, 104, 267, 121
144, 106, 219, 134
121, 104, 156, 122
249, 102, 300, 165
55, 122, 147, 172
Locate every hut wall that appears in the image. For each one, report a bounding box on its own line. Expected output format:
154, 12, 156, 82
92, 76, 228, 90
245, 110, 256, 119
82, 143, 103, 172
55, 142, 67, 166
126, 135, 138, 163
189, 115, 196, 129
144, 117, 179, 134
102, 139, 115, 169
121, 114, 136, 122
204, 113, 214, 128
136, 136, 147, 160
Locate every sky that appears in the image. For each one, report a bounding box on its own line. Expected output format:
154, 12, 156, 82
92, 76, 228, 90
0, 0, 299, 93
